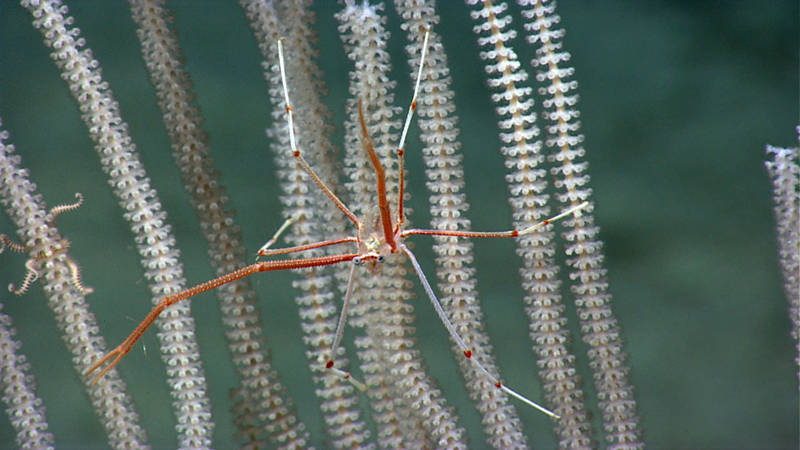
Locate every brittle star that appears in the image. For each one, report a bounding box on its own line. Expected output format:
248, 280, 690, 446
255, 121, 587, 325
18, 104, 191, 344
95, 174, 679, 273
2, 192, 93, 296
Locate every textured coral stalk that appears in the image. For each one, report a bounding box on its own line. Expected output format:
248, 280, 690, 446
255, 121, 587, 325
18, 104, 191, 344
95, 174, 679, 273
394, 1, 529, 448
0, 2, 653, 447
520, 1, 642, 446
21, 0, 214, 446
0, 303, 55, 449
128, 0, 309, 446
466, 0, 594, 446
765, 144, 800, 387
336, 2, 466, 447
240, 0, 371, 447
0, 121, 147, 448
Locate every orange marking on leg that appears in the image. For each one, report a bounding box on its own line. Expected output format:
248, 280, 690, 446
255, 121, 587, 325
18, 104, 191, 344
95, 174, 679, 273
495, 381, 502, 388
326, 360, 334, 369
463, 349, 472, 358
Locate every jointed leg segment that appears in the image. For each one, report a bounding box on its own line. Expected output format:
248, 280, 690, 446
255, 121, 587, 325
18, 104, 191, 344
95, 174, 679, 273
277, 38, 360, 228
86, 253, 358, 384
401, 243, 560, 419
403, 201, 589, 239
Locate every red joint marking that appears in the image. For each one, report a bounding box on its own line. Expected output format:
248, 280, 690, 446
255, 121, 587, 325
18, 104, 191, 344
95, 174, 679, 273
411, 100, 417, 110
463, 350, 472, 359
511, 230, 519, 237
344, 373, 350, 379
286, 106, 292, 113
398, 148, 404, 156
543, 220, 551, 225
293, 150, 300, 158
326, 360, 334, 369
495, 381, 502, 388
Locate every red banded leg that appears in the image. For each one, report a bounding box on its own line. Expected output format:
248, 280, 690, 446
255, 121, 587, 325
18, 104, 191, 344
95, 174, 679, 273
86, 253, 358, 384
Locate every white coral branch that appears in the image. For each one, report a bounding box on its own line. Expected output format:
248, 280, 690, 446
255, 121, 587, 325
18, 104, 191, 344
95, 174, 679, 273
0, 120, 148, 448
21, 0, 214, 446
0, 303, 55, 449
337, 2, 466, 447
519, 0, 642, 446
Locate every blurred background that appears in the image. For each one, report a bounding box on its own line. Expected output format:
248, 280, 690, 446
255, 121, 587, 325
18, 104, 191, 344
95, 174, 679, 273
0, 1, 797, 448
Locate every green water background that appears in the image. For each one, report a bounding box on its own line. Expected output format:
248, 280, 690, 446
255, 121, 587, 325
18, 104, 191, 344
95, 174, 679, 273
0, 1, 797, 448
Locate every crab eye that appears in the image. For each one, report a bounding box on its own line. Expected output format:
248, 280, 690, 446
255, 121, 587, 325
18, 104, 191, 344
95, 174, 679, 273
377, 255, 385, 263
353, 258, 364, 266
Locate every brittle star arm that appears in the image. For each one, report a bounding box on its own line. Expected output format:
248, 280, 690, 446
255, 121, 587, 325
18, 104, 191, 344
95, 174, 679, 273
4, 192, 92, 295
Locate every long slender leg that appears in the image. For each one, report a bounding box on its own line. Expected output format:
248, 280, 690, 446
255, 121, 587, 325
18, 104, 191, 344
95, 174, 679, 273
277, 39, 360, 227
86, 252, 359, 384
258, 236, 358, 257
400, 243, 559, 419
327, 262, 356, 366
323, 262, 366, 391
395, 30, 430, 232
257, 214, 297, 253
403, 201, 588, 239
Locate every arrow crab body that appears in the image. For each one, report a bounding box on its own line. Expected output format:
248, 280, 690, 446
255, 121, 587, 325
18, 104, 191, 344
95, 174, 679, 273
85, 29, 588, 420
